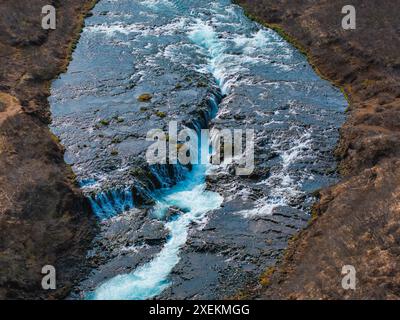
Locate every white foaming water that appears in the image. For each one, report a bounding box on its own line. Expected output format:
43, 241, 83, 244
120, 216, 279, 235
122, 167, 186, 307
187, 18, 313, 217
188, 21, 266, 95
240, 128, 313, 218
86, 18, 188, 37
89, 165, 223, 300
188, 21, 231, 93
187, 19, 294, 97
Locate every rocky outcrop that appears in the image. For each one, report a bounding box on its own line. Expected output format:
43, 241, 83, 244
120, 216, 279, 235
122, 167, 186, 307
0, 0, 98, 299
234, 0, 400, 299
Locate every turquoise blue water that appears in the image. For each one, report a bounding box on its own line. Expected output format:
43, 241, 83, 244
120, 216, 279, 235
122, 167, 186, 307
88, 164, 223, 300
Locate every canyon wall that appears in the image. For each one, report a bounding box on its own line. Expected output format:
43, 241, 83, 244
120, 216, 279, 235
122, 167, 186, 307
0, 0, 98, 299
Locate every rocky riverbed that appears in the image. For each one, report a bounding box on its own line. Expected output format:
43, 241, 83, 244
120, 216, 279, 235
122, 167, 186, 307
49, 0, 346, 299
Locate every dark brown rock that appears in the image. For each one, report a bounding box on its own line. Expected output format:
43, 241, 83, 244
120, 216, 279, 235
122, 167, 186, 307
0, 0, 98, 299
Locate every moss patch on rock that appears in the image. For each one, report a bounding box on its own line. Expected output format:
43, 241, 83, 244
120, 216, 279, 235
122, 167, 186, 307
138, 93, 153, 102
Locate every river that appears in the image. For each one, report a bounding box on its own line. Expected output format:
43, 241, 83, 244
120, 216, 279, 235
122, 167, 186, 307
49, 0, 346, 300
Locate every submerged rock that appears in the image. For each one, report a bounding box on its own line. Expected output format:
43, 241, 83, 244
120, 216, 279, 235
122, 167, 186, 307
164, 206, 185, 221
137, 220, 168, 245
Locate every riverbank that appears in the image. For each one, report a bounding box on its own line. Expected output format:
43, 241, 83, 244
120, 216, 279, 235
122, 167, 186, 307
0, 0, 98, 299
234, 0, 400, 299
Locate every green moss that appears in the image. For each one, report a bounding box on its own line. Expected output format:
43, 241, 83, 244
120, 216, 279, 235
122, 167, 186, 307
111, 137, 122, 144
99, 119, 110, 126
310, 205, 320, 222
197, 81, 207, 88
49, 133, 60, 145
129, 168, 145, 177
138, 93, 153, 102
340, 86, 351, 104
259, 266, 276, 287
66, 165, 78, 183
155, 111, 166, 118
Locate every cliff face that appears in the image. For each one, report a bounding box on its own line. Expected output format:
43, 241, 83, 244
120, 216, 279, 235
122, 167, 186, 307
0, 0, 98, 299
234, 0, 400, 299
